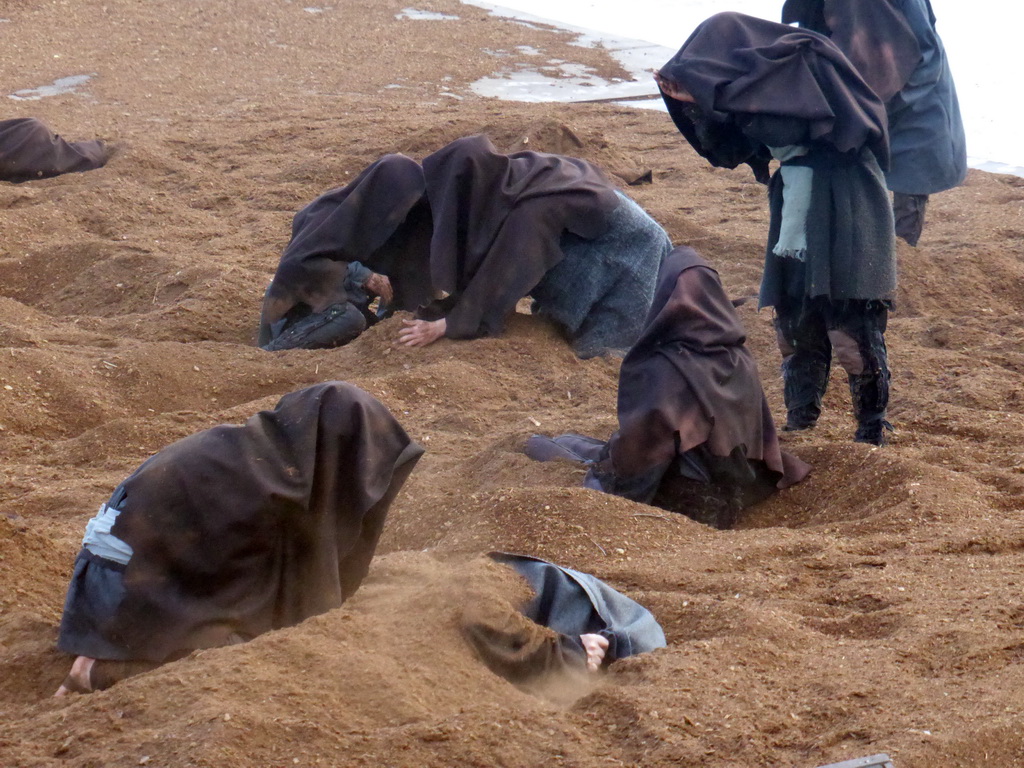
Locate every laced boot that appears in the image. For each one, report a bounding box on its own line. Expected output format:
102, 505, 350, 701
849, 371, 893, 445
781, 353, 830, 431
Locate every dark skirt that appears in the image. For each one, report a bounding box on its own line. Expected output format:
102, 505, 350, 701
57, 549, 133, 661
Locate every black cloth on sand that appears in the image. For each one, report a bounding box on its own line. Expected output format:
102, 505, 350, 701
58, 382, 423, 663
0, 118, 108, 183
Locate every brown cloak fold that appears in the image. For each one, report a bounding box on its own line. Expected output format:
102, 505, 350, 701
605, 246, 810, 488
0, 118, 109, 183
421, 135, 621, 339
95, 382, 423, 662
259, 154, 434, 340
781, 0, 921, 102
657, 12, 889, 178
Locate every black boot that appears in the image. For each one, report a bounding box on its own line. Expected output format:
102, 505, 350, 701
849, 372, 893, 446
781, 353, 831, 430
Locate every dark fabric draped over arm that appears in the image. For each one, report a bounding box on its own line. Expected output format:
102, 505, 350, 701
260, 155, 432, 335
421, 135, 620, 339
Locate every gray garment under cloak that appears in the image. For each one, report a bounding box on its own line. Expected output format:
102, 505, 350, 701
760, 146, 897, 308
885, 0, 967, 195
529, 191, 671, 359
490, 552, 667, 661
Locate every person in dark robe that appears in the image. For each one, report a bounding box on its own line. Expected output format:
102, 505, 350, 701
656, 13, 897, 445
526, 246, 811, 530
398, 135, 672, 358
54, 382, 424, 695
0, 118, 111, 183
258, 154, 435, 351
464, 552, 666, 684
781, 0, 967, 246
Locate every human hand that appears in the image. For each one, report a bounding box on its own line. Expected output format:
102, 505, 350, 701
580, 633, 609, 672
364, 272, 394, 304
653, 70, 694, 103
398, 318, 446, 347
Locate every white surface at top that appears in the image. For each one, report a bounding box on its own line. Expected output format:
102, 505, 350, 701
461, 0, 1022, 174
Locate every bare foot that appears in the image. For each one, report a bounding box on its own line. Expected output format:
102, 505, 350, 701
54, 655, 96, 696
580, 633, 609, 672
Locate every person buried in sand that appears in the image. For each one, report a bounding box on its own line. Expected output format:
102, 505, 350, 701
54, 382, 423, 695
0, 117, 113, 183
396, 135, 672, 359
526, 246, 811, 531
465, 553, 666, 684
656, 12, 898, 446
780, 0, 967, 247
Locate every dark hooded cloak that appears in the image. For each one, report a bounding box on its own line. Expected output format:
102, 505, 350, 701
0, 118, 109, 183
526, 248, 810, 526
58, 382, 424, 663
657, 12, 889, 180
420, 135, 621, 339
782, 0, 967, 194
601, 247, 809, 488
258, 154, 434, 345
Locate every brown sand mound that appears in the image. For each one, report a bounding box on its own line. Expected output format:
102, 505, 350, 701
4, 0, 1024, 765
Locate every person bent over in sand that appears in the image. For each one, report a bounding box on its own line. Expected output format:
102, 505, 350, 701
464, 553, 666, 686
54, 382, 423, 695
400, 135, 672, 358
258, 155, 436, 351
0, 118, 112, 183
781, 0, 967, 246
656, 13, 898, 445
526, 247, 811, 530
260, 136, 672, 358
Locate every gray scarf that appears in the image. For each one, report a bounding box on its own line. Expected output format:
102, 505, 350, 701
770, 145, 811, 261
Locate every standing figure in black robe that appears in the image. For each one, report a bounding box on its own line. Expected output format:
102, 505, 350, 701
525, 247, 811, 529
781, 0, 967, 246
464, 552, 666, 685
258, 154, 435, 351
55, 382, 423, 694
0, 118, 111, 182
398, 135, 672, 358
656, 13, 897, 445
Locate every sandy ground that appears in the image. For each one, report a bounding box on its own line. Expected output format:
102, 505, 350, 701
3, 1, 1024, 766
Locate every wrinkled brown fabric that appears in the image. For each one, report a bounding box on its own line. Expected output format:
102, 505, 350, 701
421, 135, 621, 339
603, 246, 810, 488
259, 154, 434, 336
781, 0, 921, 102
657, 12, 889, 178
0, 118, 109, 183
99, 382, 423, 662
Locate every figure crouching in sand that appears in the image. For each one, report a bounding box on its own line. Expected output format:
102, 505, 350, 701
527, 246, 811, 530
55, 383, 423, 694
259, 135, 672, 359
